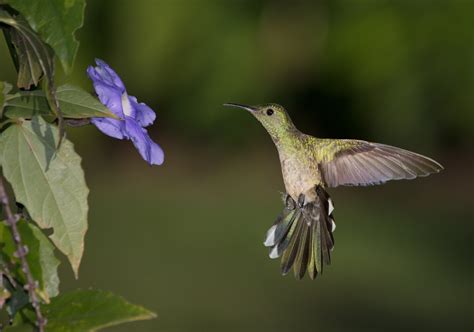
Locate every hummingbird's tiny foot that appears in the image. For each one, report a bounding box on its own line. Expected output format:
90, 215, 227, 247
297, 193, 305, 208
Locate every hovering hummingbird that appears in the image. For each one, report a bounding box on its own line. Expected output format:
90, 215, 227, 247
224, 103, 443, 280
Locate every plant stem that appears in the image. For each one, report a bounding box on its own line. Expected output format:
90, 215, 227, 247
64, 118, 91, 127
0, 176, 45, 331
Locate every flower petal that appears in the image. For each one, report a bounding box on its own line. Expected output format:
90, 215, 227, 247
121, 92, 136, 118
129, 95, 156, 127
91, 117, 126, 139
124, 118, 164, 165
93, 59, 126, 90
87, 66, 124, 118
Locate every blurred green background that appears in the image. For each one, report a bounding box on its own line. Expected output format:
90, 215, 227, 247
1, 0, 473, 331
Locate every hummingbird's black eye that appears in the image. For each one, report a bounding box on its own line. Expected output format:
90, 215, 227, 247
266, 108, 274, 116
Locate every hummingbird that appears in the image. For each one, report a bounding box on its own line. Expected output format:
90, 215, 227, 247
224, 103, 443, 280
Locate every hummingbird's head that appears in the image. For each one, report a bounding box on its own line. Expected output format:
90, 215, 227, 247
223, 103, 295, 140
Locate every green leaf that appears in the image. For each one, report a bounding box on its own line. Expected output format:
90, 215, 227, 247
4, 90, 51, 120
0, 220, 60, 301
0, 9, 64, 141
5, 28, 45, 89
0, 9, 55, 90
2, 312, 36, 331
4, 84, 118, 120
23, 223, 60, 300
6, 0, 86, 74
0, 116, 88, 277
42, 290, 156, 332
0, 278, 11, 309
0, 81, 12, 118
5, 286, 29, 319
0, 277, 29, 320
0, 81, 12, 106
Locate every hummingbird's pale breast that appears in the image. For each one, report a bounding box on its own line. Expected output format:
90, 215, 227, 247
276, 137, 323, 202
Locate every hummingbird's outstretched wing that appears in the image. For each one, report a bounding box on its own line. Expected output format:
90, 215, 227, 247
318, 139, 443, 188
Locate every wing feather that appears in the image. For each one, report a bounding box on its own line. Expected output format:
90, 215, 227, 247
320, 140, 443, 187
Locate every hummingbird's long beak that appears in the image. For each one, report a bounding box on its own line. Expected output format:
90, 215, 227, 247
223, 103, 256, 113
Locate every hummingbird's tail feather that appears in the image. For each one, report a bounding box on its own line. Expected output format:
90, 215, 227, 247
264, 186, 335, 280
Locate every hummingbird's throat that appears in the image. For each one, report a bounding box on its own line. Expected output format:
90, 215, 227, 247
264, 122, 297, 147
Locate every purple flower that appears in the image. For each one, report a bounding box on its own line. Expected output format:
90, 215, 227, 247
87, 59, 164, 165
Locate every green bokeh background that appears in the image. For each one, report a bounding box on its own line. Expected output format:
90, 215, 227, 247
1, 1, 473, 331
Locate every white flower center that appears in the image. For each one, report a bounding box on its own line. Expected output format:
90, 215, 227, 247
121, 92, 133, 117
